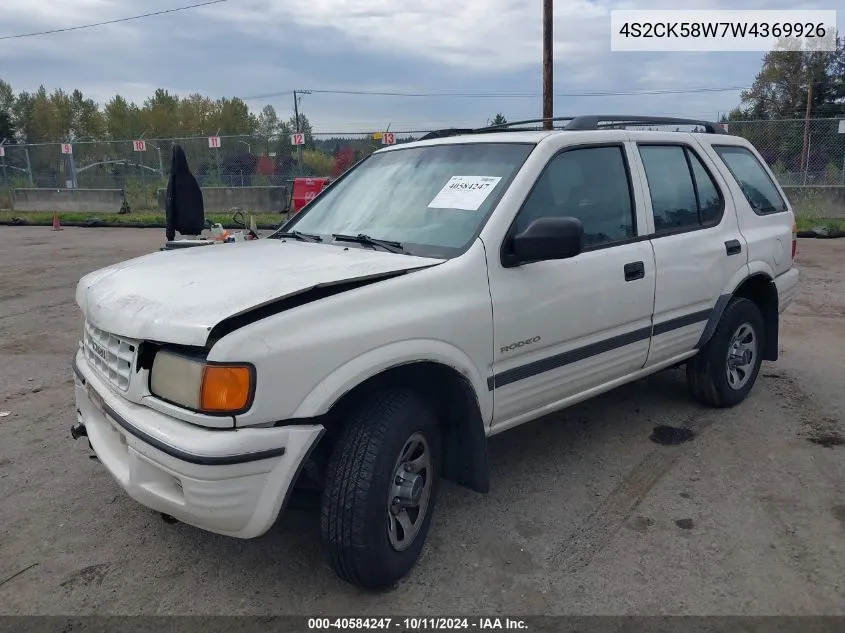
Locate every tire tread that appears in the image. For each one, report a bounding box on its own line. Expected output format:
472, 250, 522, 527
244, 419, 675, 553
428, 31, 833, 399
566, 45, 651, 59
687, 296, 765, 408
321, 388, 435, 588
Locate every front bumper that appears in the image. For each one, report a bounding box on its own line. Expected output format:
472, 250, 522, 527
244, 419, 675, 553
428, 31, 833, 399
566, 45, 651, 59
72, 350, 324, 539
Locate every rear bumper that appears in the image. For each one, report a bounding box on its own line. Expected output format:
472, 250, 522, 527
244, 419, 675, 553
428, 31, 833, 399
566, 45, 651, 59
72, 350, 323, 539
775, 267, 799, 314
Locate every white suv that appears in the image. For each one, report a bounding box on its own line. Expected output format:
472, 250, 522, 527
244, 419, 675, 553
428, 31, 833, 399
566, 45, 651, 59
71, 116, 799, 589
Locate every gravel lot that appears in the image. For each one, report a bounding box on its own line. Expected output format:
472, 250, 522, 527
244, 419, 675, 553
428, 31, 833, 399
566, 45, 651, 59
0, 227, 843, 616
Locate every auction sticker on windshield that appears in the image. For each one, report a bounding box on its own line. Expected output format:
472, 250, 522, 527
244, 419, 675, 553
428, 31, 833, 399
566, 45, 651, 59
428, 176, 503, 211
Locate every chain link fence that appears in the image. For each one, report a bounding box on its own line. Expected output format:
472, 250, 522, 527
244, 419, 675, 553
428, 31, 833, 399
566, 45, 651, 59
725, 118, 845, 186
1, 120, 843, 215
725, 118, 845, 219
0, 131, 431, 210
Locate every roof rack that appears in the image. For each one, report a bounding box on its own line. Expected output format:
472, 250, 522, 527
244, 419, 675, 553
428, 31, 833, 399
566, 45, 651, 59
417, 117, 574, 141
477, 117, 576, 132
416, 114, 727, 140
564, 115, 727, 134
416, 128, 475, 140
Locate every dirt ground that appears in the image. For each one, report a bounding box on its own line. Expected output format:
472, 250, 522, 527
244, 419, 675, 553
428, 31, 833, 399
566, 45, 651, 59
0, 227, 844, 616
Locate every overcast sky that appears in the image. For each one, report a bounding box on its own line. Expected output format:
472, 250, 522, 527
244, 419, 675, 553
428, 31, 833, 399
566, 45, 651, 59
0, 0, 839, 134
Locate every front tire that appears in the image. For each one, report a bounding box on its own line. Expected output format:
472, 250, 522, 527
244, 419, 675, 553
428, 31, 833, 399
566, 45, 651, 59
687, 297, 765, 408
320, 388, 441, 589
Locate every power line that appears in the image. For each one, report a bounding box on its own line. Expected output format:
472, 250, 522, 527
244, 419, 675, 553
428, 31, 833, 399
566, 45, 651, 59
242, 86, 748, 101
324, 112, 731, 127
0, 0, 230, 40
319, 86, 748, 97
562, 86, 746, 97
311, 89, 541, 98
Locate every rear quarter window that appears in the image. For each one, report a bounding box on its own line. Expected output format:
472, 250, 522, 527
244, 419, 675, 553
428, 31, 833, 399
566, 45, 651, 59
712, 145, 788, 216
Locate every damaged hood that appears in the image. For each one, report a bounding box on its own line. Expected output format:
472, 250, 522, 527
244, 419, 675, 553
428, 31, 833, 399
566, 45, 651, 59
77, 239, 443, 346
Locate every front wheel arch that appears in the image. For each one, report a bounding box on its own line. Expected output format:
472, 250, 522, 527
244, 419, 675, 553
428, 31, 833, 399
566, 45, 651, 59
318, 361, 490, 494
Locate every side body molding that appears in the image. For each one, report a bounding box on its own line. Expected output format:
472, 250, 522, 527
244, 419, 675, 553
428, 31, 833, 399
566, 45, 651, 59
694, 294, 733, 350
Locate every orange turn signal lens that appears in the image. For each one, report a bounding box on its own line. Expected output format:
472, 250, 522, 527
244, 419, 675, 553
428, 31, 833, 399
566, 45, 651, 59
200, 364, 253, 413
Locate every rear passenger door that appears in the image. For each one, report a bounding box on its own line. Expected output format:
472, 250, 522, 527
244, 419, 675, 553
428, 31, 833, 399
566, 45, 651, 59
705, 142, 795, 278
628, 139, 749, 367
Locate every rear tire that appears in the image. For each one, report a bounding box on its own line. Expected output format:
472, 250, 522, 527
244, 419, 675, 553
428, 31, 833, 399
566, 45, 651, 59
320, 388, 441, 589
687, 297, 765, 408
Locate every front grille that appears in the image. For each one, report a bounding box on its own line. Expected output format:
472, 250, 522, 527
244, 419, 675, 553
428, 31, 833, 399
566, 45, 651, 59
83, 321, 138, 391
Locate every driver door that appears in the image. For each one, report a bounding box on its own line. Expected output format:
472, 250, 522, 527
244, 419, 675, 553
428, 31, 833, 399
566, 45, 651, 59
486, 142, 657, 429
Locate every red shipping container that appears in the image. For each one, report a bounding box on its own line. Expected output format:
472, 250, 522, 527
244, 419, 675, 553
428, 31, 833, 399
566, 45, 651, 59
291, 177, 330, 214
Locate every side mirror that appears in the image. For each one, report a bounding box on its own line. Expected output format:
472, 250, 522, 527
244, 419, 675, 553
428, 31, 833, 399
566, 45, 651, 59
508, 216, 583, 266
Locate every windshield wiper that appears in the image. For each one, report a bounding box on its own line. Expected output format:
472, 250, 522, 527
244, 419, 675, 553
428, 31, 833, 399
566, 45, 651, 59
274, 230, 323, 242
332, 233, 405, 254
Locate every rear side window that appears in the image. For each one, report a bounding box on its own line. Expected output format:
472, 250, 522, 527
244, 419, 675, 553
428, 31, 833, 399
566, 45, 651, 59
638, 145, 724, 232
713, 145, 788, 215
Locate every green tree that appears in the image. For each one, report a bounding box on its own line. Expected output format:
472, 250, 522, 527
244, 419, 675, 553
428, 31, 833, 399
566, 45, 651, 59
0, 80, 14, 142
28, 86, 61, 142
729, 35, 844, 173
11, 91, 34, 142
830, 35, 845, 106
143, 89, 180, 137
69, 89, 105, 139
257, 104, 279, 135
214, 97, 256, 135
488, 113, 507, 126
278, 120, 292, 141
179, 93, 216, 135
104, 95, 144, 139
0, 79, 14, 116
271, 119, 295, 172
0, 110, 14, 143
49, 89, 75, 140
739, 35, 843, 119
256, 104, 280, 151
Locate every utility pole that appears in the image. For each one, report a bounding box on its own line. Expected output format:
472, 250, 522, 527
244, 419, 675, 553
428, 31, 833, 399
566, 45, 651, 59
293, 90, 307, 176
293, 90, 301, 136
67, 144, 78, 189
0, 139, 6, 188
543, 0, 553, 129
214, 127, 222, 184
155, 144, 164, 179
800, 76, 813, 176
139, 132, 147, 206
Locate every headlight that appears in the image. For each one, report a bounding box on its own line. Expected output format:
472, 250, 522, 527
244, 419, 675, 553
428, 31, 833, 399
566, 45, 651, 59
150, 349, 255, 414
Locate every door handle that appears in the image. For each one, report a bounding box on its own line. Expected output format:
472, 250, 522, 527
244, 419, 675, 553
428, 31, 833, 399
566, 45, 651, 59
624, 261, 645, 281
725, 239, 742, 256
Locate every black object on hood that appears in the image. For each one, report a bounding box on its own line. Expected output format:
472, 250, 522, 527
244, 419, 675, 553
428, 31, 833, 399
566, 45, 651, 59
165, 144, 205, 241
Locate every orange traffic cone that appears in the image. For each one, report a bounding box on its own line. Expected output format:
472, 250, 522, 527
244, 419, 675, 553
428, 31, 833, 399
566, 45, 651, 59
52, 211, 63, 231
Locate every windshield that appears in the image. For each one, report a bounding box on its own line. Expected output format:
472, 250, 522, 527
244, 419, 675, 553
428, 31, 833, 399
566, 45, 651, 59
282, 142, 535, 258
